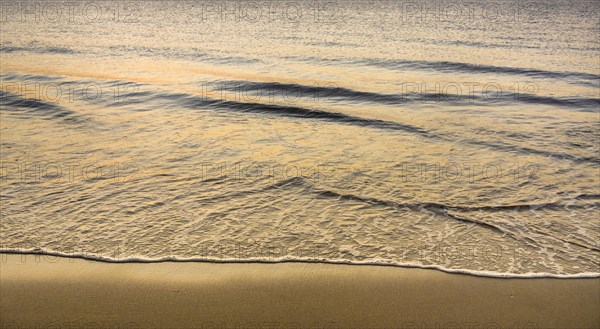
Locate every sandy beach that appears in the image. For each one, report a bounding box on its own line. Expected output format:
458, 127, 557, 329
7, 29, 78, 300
1, 253, 598, 329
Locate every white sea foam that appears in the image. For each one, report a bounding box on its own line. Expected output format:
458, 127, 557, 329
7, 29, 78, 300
2, 249, 598, 279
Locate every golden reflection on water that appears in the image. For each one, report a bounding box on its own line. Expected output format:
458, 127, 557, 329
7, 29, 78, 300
0, 1, 598, 276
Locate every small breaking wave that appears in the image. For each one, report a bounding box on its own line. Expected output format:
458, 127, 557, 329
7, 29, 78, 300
0, 249, 598, 279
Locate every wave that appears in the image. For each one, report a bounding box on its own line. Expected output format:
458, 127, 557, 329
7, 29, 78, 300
360, 59, 600, 85
3, 72, 597, 113
212, 80, 412, 105
3, 73, 597, 164
153, 91, 439, 137
0, 45, 76, 55
0, 89, 97, 126
0, 89, 76, 119
1, 250, 598, 279
188, 97, 599, 164
463, 139, 600, 165
285, 56, 600, 86
193, 82, 599, 164
304, 178, 600, 251
509, 94, 600, 110
209, 79, 600, 111
193, 176, 600, 253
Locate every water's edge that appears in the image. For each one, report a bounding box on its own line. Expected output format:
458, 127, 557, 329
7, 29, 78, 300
2, 250, 598, 279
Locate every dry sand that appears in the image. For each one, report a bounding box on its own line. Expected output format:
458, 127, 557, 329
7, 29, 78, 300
1, 253, 598, 329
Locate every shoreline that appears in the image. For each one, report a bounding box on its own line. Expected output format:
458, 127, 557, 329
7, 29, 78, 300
2, 251, 598, 279
2, 253, 599, 329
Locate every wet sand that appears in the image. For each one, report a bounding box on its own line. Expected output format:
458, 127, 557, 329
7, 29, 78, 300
1, 253, 598, 329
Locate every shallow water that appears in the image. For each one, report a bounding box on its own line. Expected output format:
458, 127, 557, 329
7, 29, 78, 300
0, 0, 599, 277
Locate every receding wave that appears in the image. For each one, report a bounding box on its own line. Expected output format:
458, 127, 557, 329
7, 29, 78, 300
186, 176, 600, 253
277, 177, 600, 251
1, 249, 598, 279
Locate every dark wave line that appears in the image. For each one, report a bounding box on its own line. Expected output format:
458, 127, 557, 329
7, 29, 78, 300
284, 55, 599, 85
145, 89, 600, 164
301, 179, 600, 252
314, 186, 596, 213
0, 89, 76, 119
2, 73, 596, 164
445, 210, 600, 253
212, 80, 411, 105
0, 45, 76, 55
210, 79, 600, 111
170, 93, 438, 138
359, 58, 600, 83
267, 177, 596, 213
0, 89, 96, 126
466, 138, 600, 165
508, 94, 600, 110
575, 194, 600, 200
187, 175, 598, 226
211, 98, 599, 164
250, 177, 600, 251
1, 72, 60, 82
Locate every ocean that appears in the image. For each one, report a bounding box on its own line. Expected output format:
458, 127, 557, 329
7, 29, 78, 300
0, 0, 598, 277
